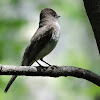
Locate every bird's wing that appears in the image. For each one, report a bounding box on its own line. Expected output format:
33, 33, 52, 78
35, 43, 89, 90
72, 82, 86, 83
21, 25, 54, 66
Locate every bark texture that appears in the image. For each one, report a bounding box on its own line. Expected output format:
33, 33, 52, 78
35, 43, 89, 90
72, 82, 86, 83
0, 64, 100, 87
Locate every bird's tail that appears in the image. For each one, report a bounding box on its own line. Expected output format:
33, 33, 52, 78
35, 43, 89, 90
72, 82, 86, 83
4, 62, 24, 93
4, 75, 17, 93
4, 59, 33, 93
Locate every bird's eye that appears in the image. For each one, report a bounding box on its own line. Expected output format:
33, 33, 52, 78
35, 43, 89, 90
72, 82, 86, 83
53, 13, 56, 17
50, 12, 55, 17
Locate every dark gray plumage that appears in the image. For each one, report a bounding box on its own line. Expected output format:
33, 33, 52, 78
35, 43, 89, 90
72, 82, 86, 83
4, 8, 60, 92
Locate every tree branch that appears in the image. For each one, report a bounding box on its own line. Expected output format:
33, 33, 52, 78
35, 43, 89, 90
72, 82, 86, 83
0, 64, 100, 87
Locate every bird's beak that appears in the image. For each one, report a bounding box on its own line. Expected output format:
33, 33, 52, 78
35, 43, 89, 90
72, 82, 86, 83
57, 16, 60, 18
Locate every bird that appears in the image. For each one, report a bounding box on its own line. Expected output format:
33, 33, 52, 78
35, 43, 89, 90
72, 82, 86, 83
4, 8, 61, 92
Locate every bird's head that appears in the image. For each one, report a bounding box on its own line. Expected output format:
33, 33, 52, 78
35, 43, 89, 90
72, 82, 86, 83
40, 8, 60, 21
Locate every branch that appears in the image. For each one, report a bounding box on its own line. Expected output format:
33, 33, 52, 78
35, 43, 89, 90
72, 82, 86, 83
0, 64, 100, 87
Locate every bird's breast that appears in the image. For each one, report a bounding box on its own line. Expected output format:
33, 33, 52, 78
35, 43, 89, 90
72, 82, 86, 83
35, 31, 60, 60
35, 22, 60, 60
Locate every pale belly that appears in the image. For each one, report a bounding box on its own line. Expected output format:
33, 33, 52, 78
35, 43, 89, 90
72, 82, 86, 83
35, 39, 58, 60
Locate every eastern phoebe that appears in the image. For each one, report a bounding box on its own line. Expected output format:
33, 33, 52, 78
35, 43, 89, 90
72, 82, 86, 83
5, 8, 60, 92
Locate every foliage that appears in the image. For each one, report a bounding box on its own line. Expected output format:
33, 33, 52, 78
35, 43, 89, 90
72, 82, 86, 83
0, 0, 100, 100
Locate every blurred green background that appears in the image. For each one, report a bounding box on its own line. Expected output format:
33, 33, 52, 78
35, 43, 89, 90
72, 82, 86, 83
0, 0, 100, 100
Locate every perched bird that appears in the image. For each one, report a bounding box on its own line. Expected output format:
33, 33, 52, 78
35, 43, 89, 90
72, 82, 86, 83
4, 8, 61, 92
